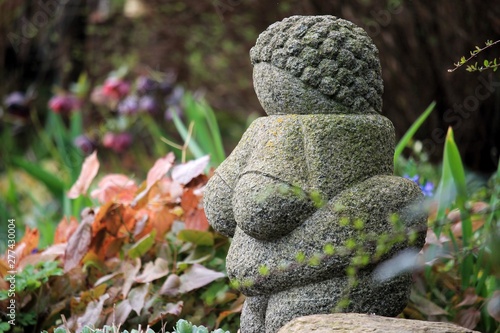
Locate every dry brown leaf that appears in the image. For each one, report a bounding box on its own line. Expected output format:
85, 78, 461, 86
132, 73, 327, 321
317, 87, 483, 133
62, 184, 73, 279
148, 301, 183, 327
172, 155, 209, 185
18, 243, 66, 270
216, 294, 245, 328
70, 284, 107, 315
178, 264, 226, 293
128, 283, 150, 316
54, 216, 79, 244
64, 209, 94, 272
181, 188, 199, 213
0, 260, 9, 289
76, 293, 110, 329
147, 153, 175, 188
448, 202, 490, 223
93, 202, 124, 237
90, 174, 137, 204
410, 292, 449, 316
103, 237, 125, 259
451, 217, 485, 238
179, 187, 209, 231
159, 274, 181, 297
151, 208, 175, 240
132, 153, 175, 206
156, 178, 183, 202
68, 151, 100, 199
455, 308, 481, 329
487, 291, 500, 322
107, 299, 133, 327
185, 208, 210, 231
117, 205, 140, 238
13, 227, 39, 265
94, 271, 121, 287
133, 210, 151, 238
455, 287, 481, 308
135, 258, 170, 283
121, 258, 141, 298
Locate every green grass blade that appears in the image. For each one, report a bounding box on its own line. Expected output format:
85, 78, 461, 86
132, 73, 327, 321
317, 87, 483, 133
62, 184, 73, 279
183, 95, 215, 156
394, 101, 436, 165
169, 107, 205, 158
69, 110, 83, 140
141, 114, 169, 157
476, 158, 500, 293
201, 100, 226, 165
435, 161, 454, 230
47, 112, 80, 181
181, 93, 226, 166
444, 128, 471, 237
11, 157, 65, 198
442, 127, 473, 289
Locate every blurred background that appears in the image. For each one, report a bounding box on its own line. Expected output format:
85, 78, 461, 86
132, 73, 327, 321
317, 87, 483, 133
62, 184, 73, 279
1, 0, 499, 172
1, 0, 500, 222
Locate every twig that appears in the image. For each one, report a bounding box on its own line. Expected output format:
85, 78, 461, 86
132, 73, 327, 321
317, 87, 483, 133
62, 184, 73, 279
448, 39, 500, 73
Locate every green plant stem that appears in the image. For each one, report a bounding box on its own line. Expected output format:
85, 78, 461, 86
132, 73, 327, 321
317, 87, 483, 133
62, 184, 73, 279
394, 101, 436, 167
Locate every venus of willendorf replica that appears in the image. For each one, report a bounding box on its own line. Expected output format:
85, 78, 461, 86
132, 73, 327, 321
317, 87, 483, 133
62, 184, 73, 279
204, 15, 427, 333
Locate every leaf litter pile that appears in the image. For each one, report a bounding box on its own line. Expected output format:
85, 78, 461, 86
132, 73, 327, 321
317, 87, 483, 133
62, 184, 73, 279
0, 152, 243, 332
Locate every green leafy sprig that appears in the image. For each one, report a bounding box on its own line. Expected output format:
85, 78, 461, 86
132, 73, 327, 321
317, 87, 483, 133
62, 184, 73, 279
448, 39, 500, 73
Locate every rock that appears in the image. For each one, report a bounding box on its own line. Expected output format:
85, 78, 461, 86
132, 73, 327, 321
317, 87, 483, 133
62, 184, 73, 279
277, 313, 480, 333
204, 15, 428, 333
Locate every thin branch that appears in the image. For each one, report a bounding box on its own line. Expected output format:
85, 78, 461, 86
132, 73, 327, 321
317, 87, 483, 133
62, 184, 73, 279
448, 39, 500, 73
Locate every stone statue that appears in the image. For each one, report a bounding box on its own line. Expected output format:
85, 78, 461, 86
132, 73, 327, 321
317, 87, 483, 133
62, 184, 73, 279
203, 15, 427, 333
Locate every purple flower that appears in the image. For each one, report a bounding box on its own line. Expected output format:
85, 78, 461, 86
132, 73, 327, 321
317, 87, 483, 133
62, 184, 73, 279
165, 105, 183, 120
421, 181, 434, 197
4, 91, 29, 117
404, 174, 434, 197
159, 79, 174, 95
118, 95, 140, 115
4, 91, 26, 107
102, 77, 130, 99
48, 94, 80, 114
74, 135, 95, 155
136, 76, 158, 94
166, 86, 184, 106
139, 95, 157, 113
102, 132, 132, 153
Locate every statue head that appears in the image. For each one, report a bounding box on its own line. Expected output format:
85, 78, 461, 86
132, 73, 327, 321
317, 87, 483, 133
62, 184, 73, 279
250, 15, 383, 115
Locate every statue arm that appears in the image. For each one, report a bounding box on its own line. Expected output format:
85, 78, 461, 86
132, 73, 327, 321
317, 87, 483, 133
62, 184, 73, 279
228, 175, 427, 295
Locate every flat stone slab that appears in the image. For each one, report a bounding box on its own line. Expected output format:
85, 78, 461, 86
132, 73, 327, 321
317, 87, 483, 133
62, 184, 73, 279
277, 313, 480, 333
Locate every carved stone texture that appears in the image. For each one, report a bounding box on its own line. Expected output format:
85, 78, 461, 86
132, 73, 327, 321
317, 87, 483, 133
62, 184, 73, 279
203, 15, 427, 333
277, 314, 480, 333
250, 15, 383, 115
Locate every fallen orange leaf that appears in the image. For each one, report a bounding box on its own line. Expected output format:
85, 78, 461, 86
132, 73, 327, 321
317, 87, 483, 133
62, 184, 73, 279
185, 208, 209, 231
181, 188, 199, 213
14, 227, 39, 264
132, 153, 175, 206
91, 174, 138, 204
93, 202, 123, 237
54, 216, 79, 244
146, 152, 175, 189
68, 151, 100, 199
216, 294, 244, 328
151, 208, 175, 240
172, 155, 209, 185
